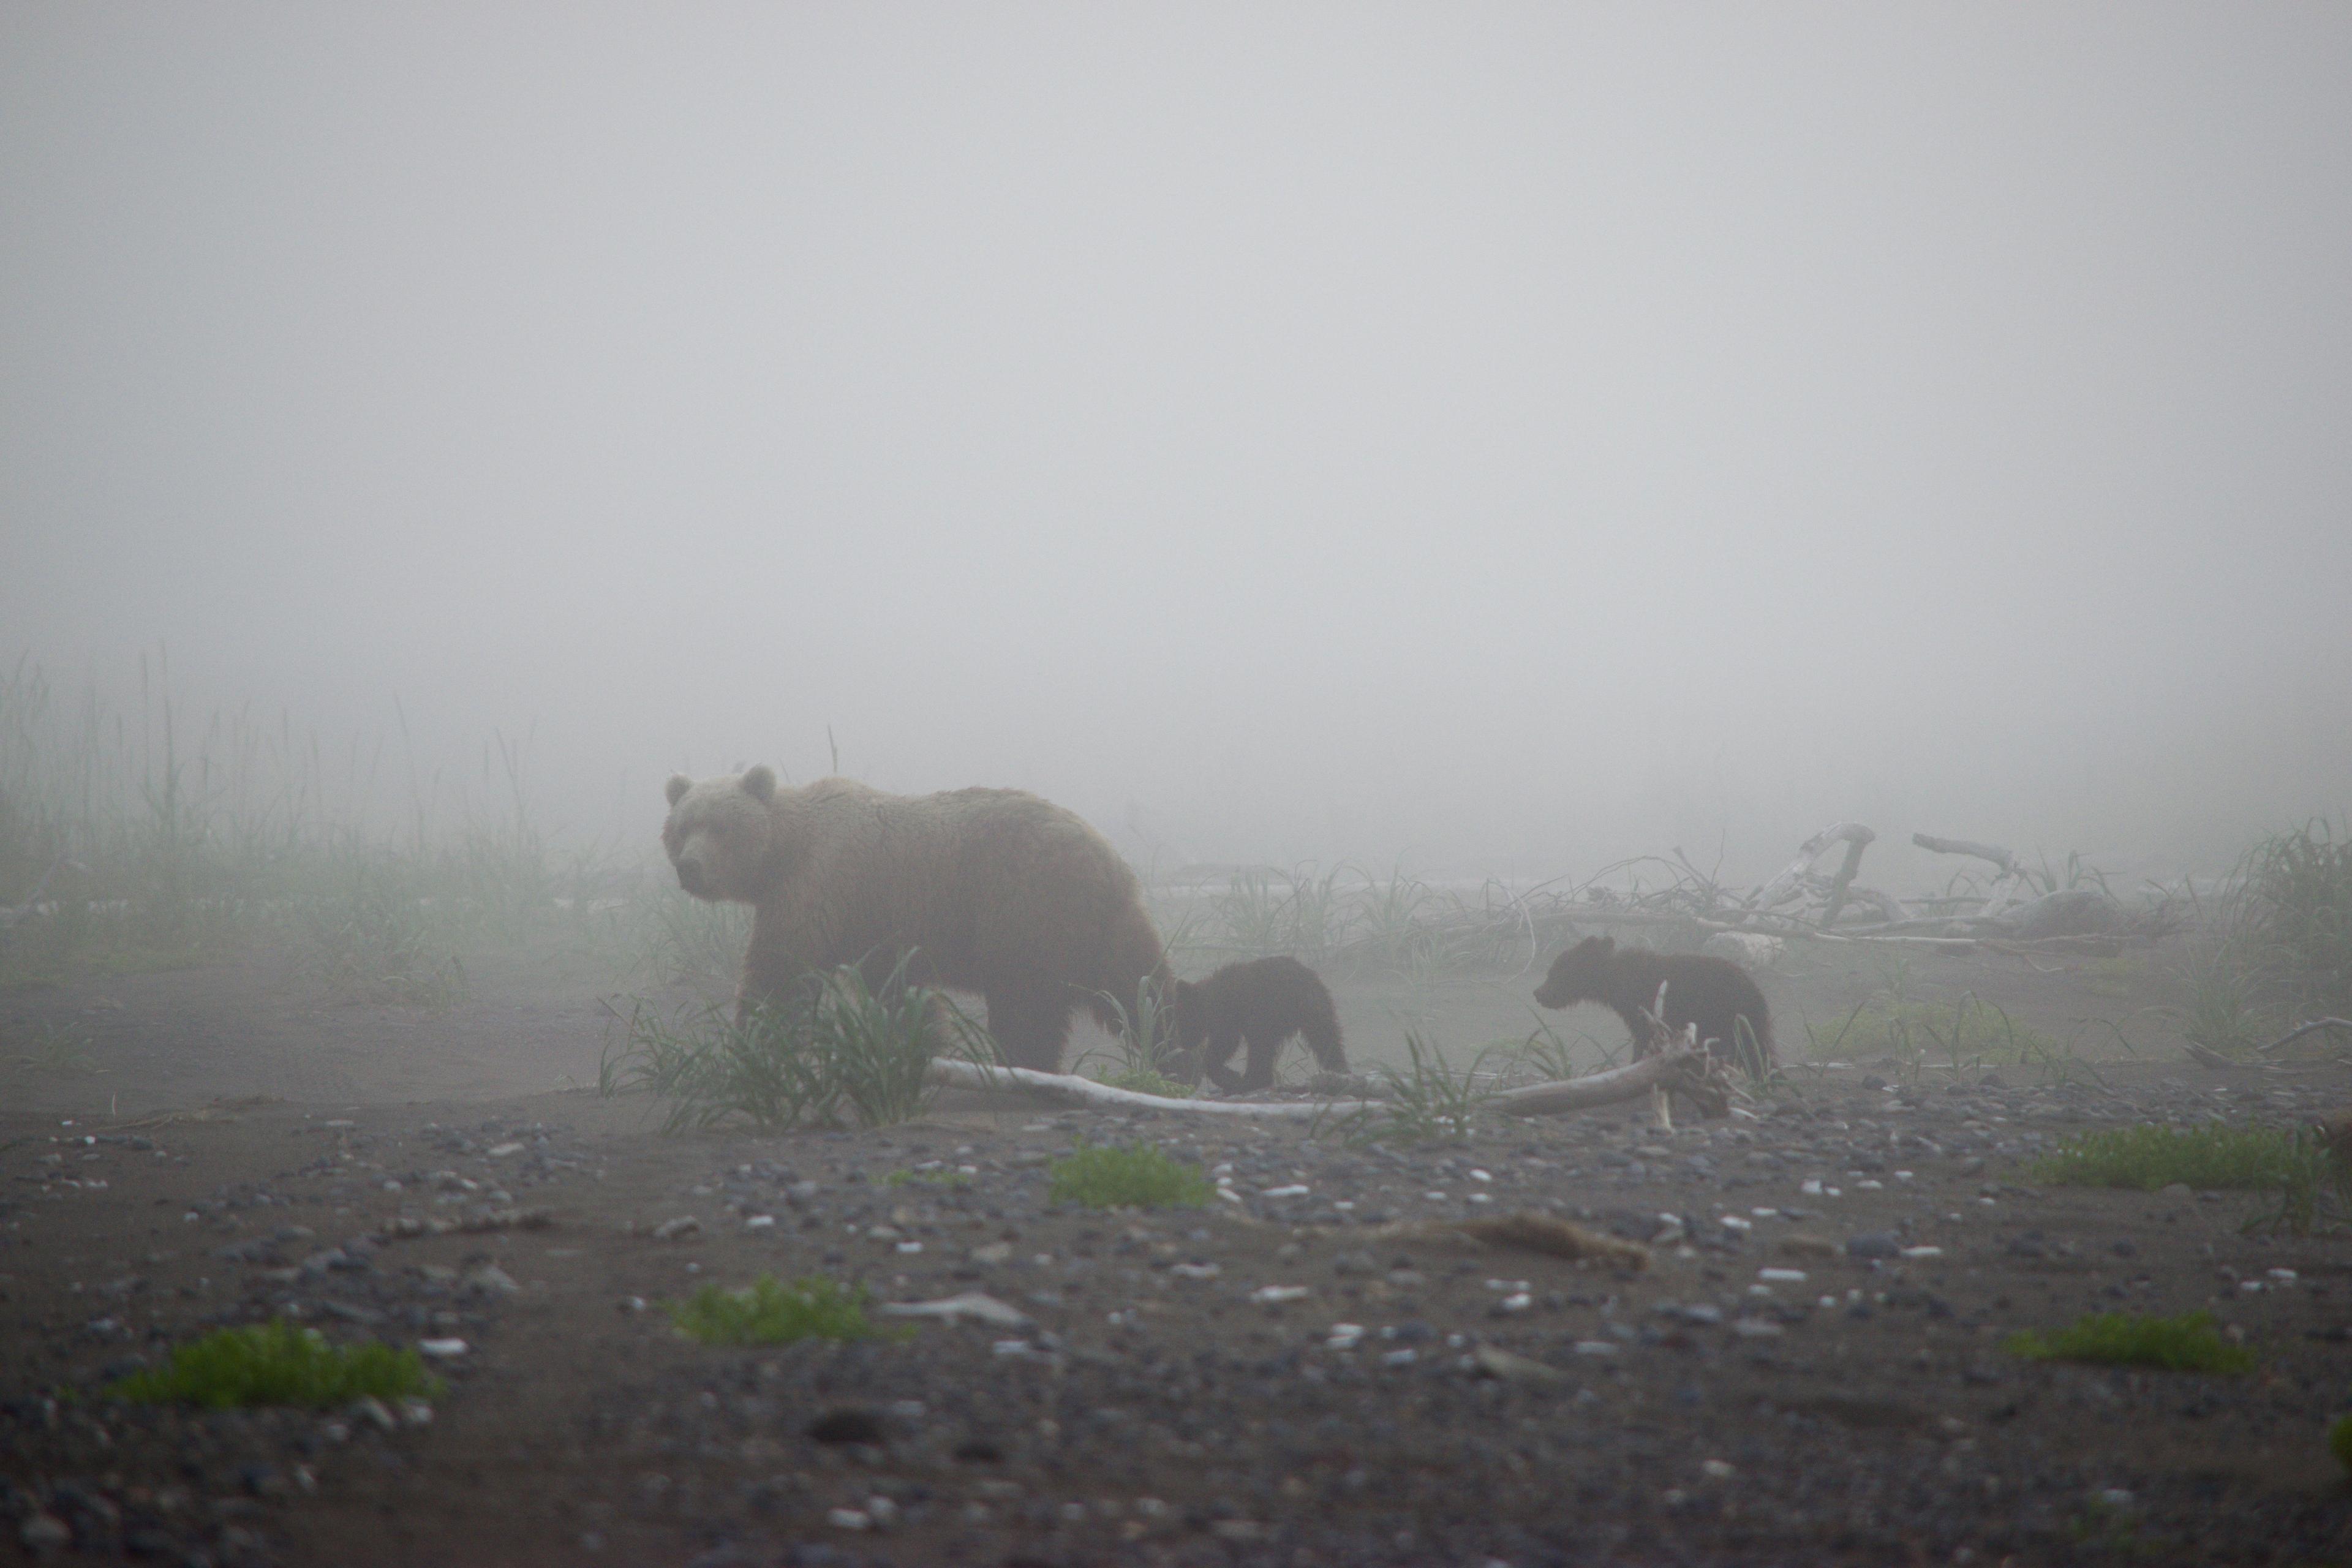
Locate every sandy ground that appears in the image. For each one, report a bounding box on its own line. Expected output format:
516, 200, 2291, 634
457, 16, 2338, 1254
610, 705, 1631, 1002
3, 934, 2350, 1566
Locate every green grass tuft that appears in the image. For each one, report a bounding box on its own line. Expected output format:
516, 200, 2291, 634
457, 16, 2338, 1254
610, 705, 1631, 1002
1047, 1140, 1215, 1209
110, 1321, 442, 1409
2004, 1310, 2254, 1374
601, 952, 989, 1133
1805, 993, 2057, 1067
2332, 1414, 2352, 1476
2034, 1121, 2318, 1191
1375, 1032, 1493, 1143
665, 1275, 891, 1346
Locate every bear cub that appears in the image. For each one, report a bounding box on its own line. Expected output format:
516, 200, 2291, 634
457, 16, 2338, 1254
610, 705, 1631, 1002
1173, 957, 1350, 1093
1534, 934, 1775, 1076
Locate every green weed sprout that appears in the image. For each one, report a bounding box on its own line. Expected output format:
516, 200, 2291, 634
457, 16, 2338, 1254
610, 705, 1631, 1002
1047, 1140, 1215, 1209
2003, 1310, 2254, 1375
2331, 1414, 2352, 1477
110, 1321, 442, 1409
665, 1275, 891, 1346
2034, 1123, 2318, 1191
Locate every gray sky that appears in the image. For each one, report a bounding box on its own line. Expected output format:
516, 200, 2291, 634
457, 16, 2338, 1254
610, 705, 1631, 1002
6, 4, 2348, 878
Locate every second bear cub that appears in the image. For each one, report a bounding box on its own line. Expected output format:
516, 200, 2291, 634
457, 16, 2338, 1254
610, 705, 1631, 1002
1172, 957, 1350, 1093
1534, 935, 1775, 1076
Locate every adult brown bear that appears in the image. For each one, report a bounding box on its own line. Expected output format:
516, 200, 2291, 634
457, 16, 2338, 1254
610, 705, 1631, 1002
1172, 956, 1350, 1093
661, 768, 1169, 1072
1533, 934, 1775, 1076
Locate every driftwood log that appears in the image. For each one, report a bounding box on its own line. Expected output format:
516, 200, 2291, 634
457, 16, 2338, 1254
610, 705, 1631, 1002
924, 1050, 1716, 1123
1752, 823, 1876, 922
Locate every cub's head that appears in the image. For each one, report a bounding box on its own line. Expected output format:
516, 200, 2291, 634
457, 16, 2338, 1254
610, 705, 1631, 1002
660, 766, 778, 902
1533, 934, 1616, 1009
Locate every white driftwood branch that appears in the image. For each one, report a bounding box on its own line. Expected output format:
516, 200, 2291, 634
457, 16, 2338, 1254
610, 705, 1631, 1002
1910, 834, 2021, 876
926, 1053, 1710, 1122
1752, 823, 1875, 914
1488, 1047, 1714, 1117
1912, 833, 2029, 918
926, 1059, 1379, 1119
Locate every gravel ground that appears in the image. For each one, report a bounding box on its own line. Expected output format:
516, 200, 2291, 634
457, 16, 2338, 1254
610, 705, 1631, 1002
4, 951, 2351, 1566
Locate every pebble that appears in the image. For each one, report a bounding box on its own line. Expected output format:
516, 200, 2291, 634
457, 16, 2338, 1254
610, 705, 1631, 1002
418, 1337, 469, 1359
1845, 1232, 1901, 1261
20, 1514, 70, 1550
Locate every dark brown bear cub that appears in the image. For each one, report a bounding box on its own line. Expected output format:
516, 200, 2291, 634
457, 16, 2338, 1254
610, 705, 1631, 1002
1534, 935, 1775, 1076
1172, 957, 1350, 1093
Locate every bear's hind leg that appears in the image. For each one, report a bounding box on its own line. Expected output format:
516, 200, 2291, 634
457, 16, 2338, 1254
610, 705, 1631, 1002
984, 984, 1075, 1074
1200, 1027, 1247, 1093
1238, 1029, 1286, 1092
1298, 1016, 1349, 1077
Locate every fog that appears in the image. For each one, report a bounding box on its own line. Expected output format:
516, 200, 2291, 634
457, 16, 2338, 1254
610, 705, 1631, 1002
6, 4, 2348, 883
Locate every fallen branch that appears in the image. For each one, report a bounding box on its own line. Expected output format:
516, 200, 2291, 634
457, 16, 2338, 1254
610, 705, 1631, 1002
926, 1051, 1713, 1122
926, 1058, 1386, 1120
1488, 1047, 1719, 1117
1752, 823, 1876, 918
2261, 1018, 2352, 1057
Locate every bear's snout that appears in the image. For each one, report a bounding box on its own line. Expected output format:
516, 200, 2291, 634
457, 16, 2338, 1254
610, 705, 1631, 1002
674, 856, 709, 896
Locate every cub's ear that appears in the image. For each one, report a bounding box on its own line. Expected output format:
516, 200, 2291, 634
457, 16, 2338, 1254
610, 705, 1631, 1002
665, 774, 693, 808
741, 764, 777, 802
1594, 935, 1618, 954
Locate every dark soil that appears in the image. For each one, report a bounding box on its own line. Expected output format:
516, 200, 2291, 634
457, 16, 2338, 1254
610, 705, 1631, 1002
4, 938, 2350, 1566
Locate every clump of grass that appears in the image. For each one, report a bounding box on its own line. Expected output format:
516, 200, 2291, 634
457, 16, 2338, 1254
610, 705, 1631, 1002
1376, 1033, 1493, 1144
1047, 1139, 1214, 1208
306, 861, 467, 1007
2170, 947, 2270, 1059
2004, 1310, 2255, 1375
1082, 978, 1193, 1098
2035, 1121, 2319, 1191
602, 952, 982, 1133
883, 1166, 971, 1189
666, 1275, 890, 1346
2331, 1414, 2352, 1476
9, 1021, 98, 1074
110, 1321, 442, 1409
2241, 820, 2352, 1012
1806, 992, 2057, 1068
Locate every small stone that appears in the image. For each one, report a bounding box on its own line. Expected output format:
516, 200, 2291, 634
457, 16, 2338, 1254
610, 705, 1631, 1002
1845, 1232, 1901, 1261
809, 1407, 887, 1446
417, 1337, 468, 1359
20, 1514, 70, 1551
650, 1216, 701, 1241
1701, 1459, 1736, 1480
1249, 1285, 1310, 1305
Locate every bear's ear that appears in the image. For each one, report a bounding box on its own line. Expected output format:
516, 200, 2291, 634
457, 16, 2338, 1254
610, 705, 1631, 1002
741, 764, 777, 803
665, 774, 693, 808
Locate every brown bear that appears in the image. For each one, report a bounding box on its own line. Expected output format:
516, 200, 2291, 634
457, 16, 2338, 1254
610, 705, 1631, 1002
1172, 956, 1351, 1093
662, 768, 1169, 1073
1533, 934, 1775, 1076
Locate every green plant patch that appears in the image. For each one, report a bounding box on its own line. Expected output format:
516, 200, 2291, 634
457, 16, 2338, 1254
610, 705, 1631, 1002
1047, 1140, 1215, 1209
2034, 1122, 2318, 1191
109, 1321, 442, 1409
2003, 1310, 2255, 1374
1091, 1065, 1194, 1099
882, 1166, 971, 1189
1804, 994, 2057, 1066
1374, 1032, 1493, 1144
665, 1275, 892, 1346
601, 953, 985, 1133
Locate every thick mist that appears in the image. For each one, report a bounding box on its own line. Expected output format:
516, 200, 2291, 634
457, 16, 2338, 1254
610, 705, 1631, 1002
6, 5, 2348, 883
